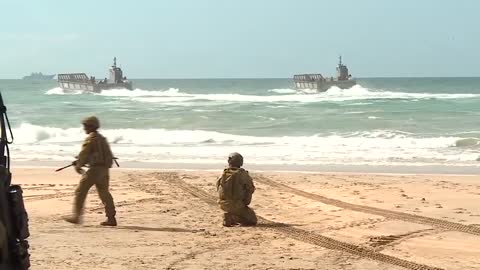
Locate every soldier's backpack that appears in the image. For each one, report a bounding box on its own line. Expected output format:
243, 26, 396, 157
217, 168, 253, 205
217, 168, 248, 203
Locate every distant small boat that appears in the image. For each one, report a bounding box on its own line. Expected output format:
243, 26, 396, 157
293, 56, 356, 92
57, 57, 132, 93
22, 72, 55, 80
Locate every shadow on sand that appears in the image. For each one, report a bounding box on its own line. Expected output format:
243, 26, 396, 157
83, 224, 196, 233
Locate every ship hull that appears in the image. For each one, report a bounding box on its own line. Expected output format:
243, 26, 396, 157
58, 81, 133, 93
295, 80, 356, 92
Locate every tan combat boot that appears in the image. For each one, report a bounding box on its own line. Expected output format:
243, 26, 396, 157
223, 213, 235, 227
100, 217, 117, 226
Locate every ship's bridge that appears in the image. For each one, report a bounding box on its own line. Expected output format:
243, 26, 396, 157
336, 56, 351, 81
109, 57, 125, 84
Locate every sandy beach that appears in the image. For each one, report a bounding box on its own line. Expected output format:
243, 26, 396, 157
10, 167, 479, 270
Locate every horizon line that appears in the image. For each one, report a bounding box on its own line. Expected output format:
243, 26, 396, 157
1, 75, 480, 80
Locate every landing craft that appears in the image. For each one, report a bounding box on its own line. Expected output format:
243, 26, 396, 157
57, 57, 133, 93
293, 56, 356, 92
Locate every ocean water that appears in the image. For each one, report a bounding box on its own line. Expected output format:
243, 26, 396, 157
1, 78, 480, 170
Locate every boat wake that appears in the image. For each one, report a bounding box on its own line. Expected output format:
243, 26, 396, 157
44, 85, 480, 103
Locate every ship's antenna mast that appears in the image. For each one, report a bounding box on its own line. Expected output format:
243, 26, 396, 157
113, 57, 117, 67
339, 55, 342, 66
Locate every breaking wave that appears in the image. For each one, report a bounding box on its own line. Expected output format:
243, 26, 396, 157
455, 138, 480, 147
96, 88, 183, 97
268, 88, 297, 94
10, 123, 480, 165
45, 87, 82, 95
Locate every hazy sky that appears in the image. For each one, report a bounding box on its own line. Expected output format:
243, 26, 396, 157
0, 0, 478, 78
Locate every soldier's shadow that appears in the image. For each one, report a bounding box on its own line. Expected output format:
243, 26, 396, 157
85, 225, 196, 233
114, 225, 196, 233
255, 222, 304, 228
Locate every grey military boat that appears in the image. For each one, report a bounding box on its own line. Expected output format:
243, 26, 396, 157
22, 72, 55, 80
57, 57, 132, 93
293, 56, 356, 92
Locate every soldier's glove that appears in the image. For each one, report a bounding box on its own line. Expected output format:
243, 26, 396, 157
74, 166, 84, 175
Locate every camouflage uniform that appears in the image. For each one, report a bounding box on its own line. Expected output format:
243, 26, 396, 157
68, 116, 116, 225
216, 167, 257, 226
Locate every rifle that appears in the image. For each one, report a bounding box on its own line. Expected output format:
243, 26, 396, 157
0, 92, 30, 269
55, 157, 120, 172
55, 163, 74, 172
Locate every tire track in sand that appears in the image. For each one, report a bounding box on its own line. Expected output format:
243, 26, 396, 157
255, 175, 480, 236
144, 172, 442, 270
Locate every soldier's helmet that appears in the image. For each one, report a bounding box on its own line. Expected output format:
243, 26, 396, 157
228, 152, 243, 167
82, 116, 100, 129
